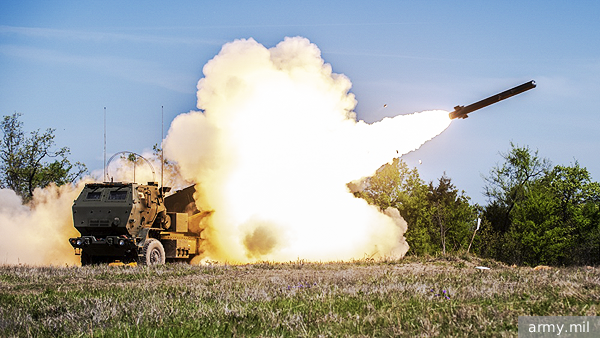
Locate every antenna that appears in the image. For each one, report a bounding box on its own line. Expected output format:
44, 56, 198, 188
161, 105, 164, 189
103, 107, 107, 182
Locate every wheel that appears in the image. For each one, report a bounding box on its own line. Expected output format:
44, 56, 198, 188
140, 239, 166, 265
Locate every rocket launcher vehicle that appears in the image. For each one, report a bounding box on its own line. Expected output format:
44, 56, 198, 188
449, 80, 536, 119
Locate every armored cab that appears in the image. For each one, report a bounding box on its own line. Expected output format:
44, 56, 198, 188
69, 182, 207, 266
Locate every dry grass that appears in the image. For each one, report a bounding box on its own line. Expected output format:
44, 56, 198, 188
1, 256, 599, 337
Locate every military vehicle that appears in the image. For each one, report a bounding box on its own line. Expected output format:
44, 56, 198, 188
69, 182, 209, 265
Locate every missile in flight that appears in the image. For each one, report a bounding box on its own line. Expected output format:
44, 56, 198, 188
449, 80, 536, 120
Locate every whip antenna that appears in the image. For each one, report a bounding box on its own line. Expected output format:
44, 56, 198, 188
161, 105, 164, 189
103, 107, 107, 182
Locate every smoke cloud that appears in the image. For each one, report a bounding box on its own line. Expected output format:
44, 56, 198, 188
99, 151, 192, 190
164, 37, 451, 263
0, 36, 451, 265
0, 183, 85, 265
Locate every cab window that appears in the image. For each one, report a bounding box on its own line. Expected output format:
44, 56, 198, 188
109, 190, 128, 200
86, 191, 102, 200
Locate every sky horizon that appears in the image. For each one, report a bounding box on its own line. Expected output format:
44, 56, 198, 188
1, 1, 599, 205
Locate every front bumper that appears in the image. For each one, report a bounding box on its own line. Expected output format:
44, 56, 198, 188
69, 235, 137, 257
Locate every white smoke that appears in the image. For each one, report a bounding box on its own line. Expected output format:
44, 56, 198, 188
0, 36, 452, 265
0, 183, 85, 265
164, 37, 451, 262
97, 150, 193, 190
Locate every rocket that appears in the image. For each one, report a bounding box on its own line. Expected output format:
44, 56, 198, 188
449, 80, 536, 119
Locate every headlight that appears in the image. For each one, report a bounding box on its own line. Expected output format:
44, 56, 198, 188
118, 239, 126, 246
76, 238, 83, 246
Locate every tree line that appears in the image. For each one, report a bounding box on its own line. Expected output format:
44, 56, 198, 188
355, 142, 600, 266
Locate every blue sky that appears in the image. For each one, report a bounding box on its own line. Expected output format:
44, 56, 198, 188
1, 1, 599, 204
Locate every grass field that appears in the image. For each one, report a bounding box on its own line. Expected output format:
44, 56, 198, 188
0, 255, 599, 337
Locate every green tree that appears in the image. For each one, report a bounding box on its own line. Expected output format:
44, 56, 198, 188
482, 142, 551, 233
428, 175, 477, 254
355, 159, 476, 256
545, 164, 600, 265
508, 180, 568, 265
353, 158, 433, 255
354, 158, 420, 210
480, 143, 600, 266
480, 143, 554, 265
0, 113, 87, 200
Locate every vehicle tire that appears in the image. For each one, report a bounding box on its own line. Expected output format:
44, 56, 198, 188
140, 239, 166, 265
